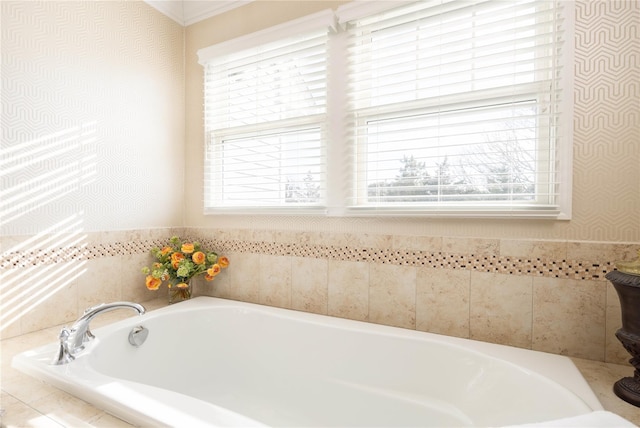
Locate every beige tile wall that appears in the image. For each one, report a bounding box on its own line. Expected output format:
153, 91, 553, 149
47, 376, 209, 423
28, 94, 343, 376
0, 229, 179, 339
192, 227, 638, 365
1, 227, 638, 366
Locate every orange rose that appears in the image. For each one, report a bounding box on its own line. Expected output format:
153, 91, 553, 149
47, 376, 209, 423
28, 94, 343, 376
181, 243, 195, 254
205, 273, 215, 281
192, 251, 206, 265
160, 246, 172, 256
145, 275, 161, 290
207, 264, 221, 277
218, 256, 230, 268
171, 252, 185, 269
176, 282, 189, 289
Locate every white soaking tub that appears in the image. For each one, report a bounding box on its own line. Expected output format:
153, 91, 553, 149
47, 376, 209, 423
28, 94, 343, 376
12, 297, 629, 427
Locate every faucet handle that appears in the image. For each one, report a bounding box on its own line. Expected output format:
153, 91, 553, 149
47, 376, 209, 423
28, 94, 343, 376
51, 327, 75, 365
81, 327, 95, 343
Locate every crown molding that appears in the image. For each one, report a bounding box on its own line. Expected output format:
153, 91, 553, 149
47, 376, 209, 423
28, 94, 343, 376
144, 1, 252, 26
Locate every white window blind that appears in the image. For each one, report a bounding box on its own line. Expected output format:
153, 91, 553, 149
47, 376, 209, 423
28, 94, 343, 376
199, 1, 572, 218
340, 0, 571, 216
198, 10, 334, 212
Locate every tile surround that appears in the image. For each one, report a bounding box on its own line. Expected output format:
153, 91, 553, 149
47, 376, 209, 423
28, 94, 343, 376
470, 272, 533, 349
416, 267, 470, 338
532, 277, 607, 361
2, 227, 639, 365
368, 263, 416, 329
258, 254, 291, 308
292, 257, 328, 315
328, 260, 369, 322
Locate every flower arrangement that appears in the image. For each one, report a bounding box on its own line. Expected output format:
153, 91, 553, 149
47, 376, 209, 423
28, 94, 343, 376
141, 236, 229, 303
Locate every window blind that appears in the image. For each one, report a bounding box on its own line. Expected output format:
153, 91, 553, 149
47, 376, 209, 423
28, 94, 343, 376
340, 0, 569, 215
199, 2, 571, 218
199, 10, 334, 211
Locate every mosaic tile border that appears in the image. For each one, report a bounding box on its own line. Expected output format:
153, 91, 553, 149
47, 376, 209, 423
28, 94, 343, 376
0, 239, 166, 270
1, 237, 613, 281
203, 238, 613, 281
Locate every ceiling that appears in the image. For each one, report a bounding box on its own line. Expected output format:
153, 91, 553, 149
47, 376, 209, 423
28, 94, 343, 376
144, 0, 253, 26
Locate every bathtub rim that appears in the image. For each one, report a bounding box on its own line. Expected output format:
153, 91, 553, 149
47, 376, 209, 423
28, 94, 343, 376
12, 296, 604, 427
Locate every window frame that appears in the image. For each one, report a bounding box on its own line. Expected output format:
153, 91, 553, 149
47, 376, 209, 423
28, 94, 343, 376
205, 119, 328, 212
199, 1, 574, 219
198, 9, 335, 215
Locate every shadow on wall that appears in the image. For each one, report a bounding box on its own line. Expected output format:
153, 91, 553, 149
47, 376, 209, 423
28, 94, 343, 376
0, 216, 89, 334
1, 123, 98, 333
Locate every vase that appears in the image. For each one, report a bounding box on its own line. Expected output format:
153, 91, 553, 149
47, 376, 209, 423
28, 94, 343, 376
606, 270, 640, 407
168, 280, 192, 304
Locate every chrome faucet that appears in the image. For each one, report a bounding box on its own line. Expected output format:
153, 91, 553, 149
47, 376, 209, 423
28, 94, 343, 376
51, 302, 145, 365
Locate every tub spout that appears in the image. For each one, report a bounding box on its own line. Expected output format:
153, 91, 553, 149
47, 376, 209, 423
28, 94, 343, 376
65, 302, 145, 358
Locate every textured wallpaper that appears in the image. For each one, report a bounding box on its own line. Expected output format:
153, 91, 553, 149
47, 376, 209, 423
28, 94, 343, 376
571, 0, 640, 242
1, 1, 185, 236
2, 0, 639, 243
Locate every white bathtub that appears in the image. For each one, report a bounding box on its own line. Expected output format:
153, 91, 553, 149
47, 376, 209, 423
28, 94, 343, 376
11, 297, 624, 427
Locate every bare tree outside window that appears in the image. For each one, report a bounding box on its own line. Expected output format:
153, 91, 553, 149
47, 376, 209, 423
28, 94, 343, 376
367, 117, 537, 203
286, 172, 321, 203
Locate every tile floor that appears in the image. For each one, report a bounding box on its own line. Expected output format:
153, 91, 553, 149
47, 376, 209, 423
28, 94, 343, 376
2, 298, 640, 427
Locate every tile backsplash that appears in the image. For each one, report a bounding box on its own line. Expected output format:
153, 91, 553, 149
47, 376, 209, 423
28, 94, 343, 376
1, 227, 638, 366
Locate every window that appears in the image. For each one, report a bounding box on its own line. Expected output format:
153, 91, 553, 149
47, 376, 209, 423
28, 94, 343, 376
198, 10, 334, 212
199, 1, 572, 218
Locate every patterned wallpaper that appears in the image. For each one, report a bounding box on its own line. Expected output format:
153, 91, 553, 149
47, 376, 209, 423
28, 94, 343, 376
571, 0, 640, 242
1, 1, 185, 237
1, 0, 639, 244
